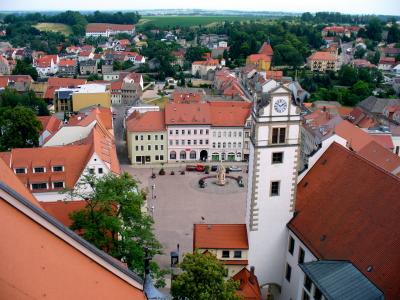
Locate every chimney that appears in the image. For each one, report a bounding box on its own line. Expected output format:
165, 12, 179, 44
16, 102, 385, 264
249, 266, 256, 284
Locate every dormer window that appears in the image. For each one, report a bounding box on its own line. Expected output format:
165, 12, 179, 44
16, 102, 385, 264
52, 165, 64, 172
33, 167, 45, 173
14, 168, 27, 174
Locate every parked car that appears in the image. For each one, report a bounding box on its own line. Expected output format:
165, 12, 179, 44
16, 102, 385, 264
186, 165, 197, 171
211, 165, 218, 172
195, 164, 205, 172
186, 164, 205, 172
227, 166, 242, 172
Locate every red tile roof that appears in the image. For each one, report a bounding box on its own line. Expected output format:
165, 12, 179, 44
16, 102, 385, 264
289, 143, 400, 299
126, 111, 165, 132
308, 51, 337, 61
264, 70, 283, 81
59, 59, 77, 67
37, 116, 61, 134
165, 103, 211, 125
232, 268, 262, 300
45, 77, 87, 99
172, 91, 203, 103
246, 54, 272, 63
35, 55, 58, 68
210, 102, 251, 127
40, 200, 87, 227
86, 23, 135, 33
192, 59, 219, 66
259, 42, 274, 57
379, 57, 396, 65
358, 141, 400, 175
193, 224, 248, 249
371, 134, 394, 150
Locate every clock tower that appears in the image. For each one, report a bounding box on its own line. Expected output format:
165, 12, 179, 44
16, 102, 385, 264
245, 85, 301, 290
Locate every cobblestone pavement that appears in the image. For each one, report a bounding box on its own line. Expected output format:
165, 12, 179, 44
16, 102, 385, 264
122, 165, 248, 271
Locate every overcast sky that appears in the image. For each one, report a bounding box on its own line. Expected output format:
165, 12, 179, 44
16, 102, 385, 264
0, 0, 399, 15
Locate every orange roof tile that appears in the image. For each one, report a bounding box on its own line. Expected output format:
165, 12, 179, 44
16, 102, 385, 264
47, 77, 87, 87
289, 143, 400, 299
37, 115, 61, 134
210, 102, 251, 127
193, 224, 248, 249
334, 120, 379, 151
59, 59, 77, 67
172, 91, 203, 103
259, 42, 274, 57
358, 141, 400, 175
233, 268, 262, 300
40, 200, 87, 227
165, 103, 211, 125
126, 111, 165, 132
246, 54, 272, 63
308, 51, 337, 61
192, 59, 219, 66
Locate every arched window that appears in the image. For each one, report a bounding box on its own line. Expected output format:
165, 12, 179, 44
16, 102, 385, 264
180, 151, 186, 159
170, 151, 176, 160
228, 142, 232, 148
223, 142, 226, 148
190, 151, 196, 159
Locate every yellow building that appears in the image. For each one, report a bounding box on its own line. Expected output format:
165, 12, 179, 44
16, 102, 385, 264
193, 224, 249, 278
72, 84, 111, 112
246, 54, 272, 71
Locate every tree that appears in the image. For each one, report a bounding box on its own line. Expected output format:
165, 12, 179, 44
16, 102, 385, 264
366, 17, 383, 41
338, 65, 358, 86
387, 23, 400, 44
68, 173, 166, 287
0, 88, 49, 116
185, 46, 210, 63
171, 252, 240, 300
367, 51, 380, 65
354, 46, 366, 59
0, 106, 43, 151
12, 59, 38, 80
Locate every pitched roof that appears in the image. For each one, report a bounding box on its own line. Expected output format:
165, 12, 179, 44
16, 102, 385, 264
246, 54, 272, 63
165, 103, 211, 125
192, 59, 219, 66
308, 51, 337, 61
358, 141, 400, 175
37, 115, 61, 134
0, 144, 92, 192
299, 261, 384, 300
289, 143, 400, 299
209, 102, 251, 127
40, 200, 87, 227
48, 77, 87, 87
232, 268, 262, 300
259, 42, 274, 56
35, 55, 58, 68
59, 59, 77, 67
0, 165, 145, 299
172, 91, 203, 103
126, 110, 165, 133
193, 224, 248, 249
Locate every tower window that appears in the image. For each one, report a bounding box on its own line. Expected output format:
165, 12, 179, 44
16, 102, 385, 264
270, 181, 280, 196
285, 263, 292, 282
298, 247, 305, 264
272, 127, 286, 144
288, 236, 295, 255
272, 152, 284, 164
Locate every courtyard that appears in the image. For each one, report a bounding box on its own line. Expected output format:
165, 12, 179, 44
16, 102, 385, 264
122, 165, 248, 271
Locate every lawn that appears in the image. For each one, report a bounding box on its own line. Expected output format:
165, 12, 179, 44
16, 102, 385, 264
34, 22, 73, 35
138, 15, 266, 28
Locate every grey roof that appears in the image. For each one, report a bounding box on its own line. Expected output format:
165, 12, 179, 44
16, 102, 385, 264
0, 181, 144, 286
358, 96, 400, 114
299, 260, 384, 300
80, 59, 97, 66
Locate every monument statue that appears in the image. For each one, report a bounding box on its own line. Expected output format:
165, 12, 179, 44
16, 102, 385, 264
216, 164, 226, 186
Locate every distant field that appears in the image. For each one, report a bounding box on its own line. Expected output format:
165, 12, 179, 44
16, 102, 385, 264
34, 22, 73, 35
138, 15, 266, 28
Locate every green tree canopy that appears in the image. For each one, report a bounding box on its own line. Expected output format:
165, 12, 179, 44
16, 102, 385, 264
184, 46, 211, 64
12, 59, 39, 80
0, 106, 43, 151
68, 172, 166, 287
171, 252, 240, 300
387, 23, 400, 44
366, 17, 383, 41
0, 88, 49, 116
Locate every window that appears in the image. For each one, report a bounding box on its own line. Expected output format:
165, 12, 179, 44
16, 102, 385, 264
33, 167, 45, 173
160, 155, 164, 160
136, 145, 139, 151
180, 151, 186, 159
223, 131, 226, 137
155, 145, 158, 150
239, 132, 242, 137
169, 130, 173, 135
98, 168, 103, 174
206, 129, 209, 134
288, 236, 295, 255
53, 181, 64, 189
200, 140, 203, 145
228, 142, 232, 148
170, 151, 176, 159
182, 130, 185, 134
155, 135, 158, 140
32, 183, 47, 190
270, 181, 280, 196
200, 129, 203, 134
148, 145, 151, 151
218, 132, 221, 137
161, 135, 164, 140
187, 140, 191, 145
314, 287, 322, 300
245, 132, 250, 138
155, 155, 159, 161
145, 156, 151, 162
194, 140, 197, 145
298, 247, 305, 264
194, 129, 197, 134
218, 142, 221, 148
89, 168, 95, 174
190, 151, 196, 159
135, 135, 139, 141
175, 130, 179, 134
238, 142, 242, 148
234, 251, 242, 258
15, 168, 26, 174
213, 132, 216, 137
233, 142, 236, 148
175, 140, 179, 145
140, 135, 144, 140
304, 276, 312, 291
285, 264, 292, 282
148, 135, 151, 140
160, 145, 164, 150
223, 142, 226, 148
233, 132, 237, 137
222, 250, 230, 258
228, 131, 231, 137
170, 140, 173, 146
181, 140, 185, 145
272, 152, 284, 164
213, 142, 216, 148
205, 140, 209, 144
141, 146, 144, 151
136, 156, 141, 163
272, 127, 286, 144
188, 130, 191, 135
302, 290, 310, 300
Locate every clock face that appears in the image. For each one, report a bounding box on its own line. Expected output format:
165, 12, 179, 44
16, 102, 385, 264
274, 98, 287, 113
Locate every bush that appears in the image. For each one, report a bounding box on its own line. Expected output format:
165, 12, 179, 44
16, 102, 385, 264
159, 168, 165, 175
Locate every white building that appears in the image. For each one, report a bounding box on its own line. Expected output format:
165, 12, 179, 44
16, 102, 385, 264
245, 85, 301, 292
191, 59, 219, 78
210, 127, 244, 161
85, 23, 135, 38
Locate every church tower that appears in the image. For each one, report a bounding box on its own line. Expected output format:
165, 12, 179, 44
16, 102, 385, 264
246, 85, 301, 289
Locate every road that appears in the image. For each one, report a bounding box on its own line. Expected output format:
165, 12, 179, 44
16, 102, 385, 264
340, 41, 353, 65
112, 104, 132, 164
